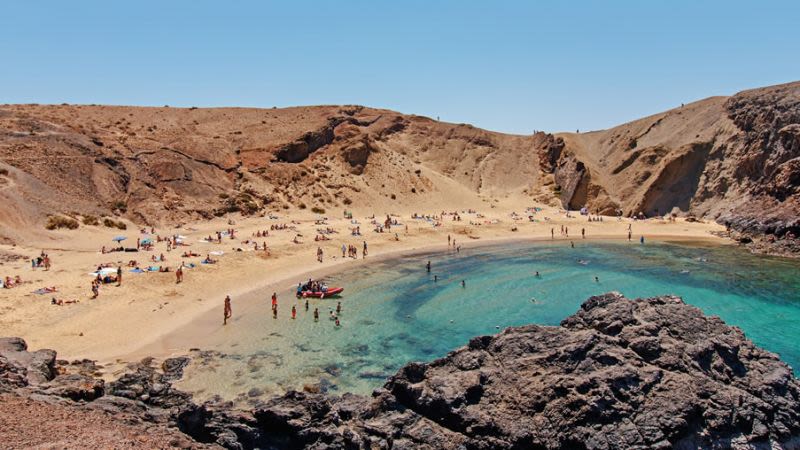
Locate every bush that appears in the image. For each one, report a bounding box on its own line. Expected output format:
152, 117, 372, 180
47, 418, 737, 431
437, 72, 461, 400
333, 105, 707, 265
46, 216, 79, 230
82, 215, 99, 226
311, 206, 325, 214
112, 200, 127, 213
103, 218, 127, 230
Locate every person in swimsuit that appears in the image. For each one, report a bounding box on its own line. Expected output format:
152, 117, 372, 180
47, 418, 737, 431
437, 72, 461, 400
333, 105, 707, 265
223, 295, 232, 325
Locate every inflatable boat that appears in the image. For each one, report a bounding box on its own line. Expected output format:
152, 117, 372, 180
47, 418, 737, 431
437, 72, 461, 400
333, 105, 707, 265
301, 287, 344, 298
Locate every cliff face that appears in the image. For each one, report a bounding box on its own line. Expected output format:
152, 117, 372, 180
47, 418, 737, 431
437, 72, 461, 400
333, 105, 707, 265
548, 81, 800, 253
3, 294, 799, 449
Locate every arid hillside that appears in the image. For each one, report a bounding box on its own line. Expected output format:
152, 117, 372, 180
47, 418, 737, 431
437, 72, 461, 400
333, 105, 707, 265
0, 104, 558, 243
550, 81, 800, 244
0, 80, 798, 251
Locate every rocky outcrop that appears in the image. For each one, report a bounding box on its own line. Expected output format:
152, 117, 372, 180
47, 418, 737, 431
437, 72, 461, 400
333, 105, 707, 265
3, 293, 799, 449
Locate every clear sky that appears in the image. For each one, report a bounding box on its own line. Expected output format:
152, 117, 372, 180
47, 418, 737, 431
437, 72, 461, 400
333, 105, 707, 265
1, 1, 798, 134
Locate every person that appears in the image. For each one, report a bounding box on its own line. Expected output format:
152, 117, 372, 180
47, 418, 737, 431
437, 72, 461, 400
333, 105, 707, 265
116, 266, 122, 286
628, 230, 632, 241
551, 228, 554, 239
363, 241, 368, 257
594, 276, 599, 283
223, 295, 232, 325
336, 301, 341, 314
640, 235, 645, 244
271, 292, 277, 309
305, 299, 309, 311
461, 280, 465, 288
176, 265, 183, 283
535, 271, 540, 277
426, 260, 431, 273
570, 241, 574, 248
581, 228, 585, 239
291, 305, 297, 319
335, 318, 341, 327
448, 234, 451, 246
313, 307, 319, 321
341, 244, 346, 258
272, 304, 278, 319
434, 275, 438, 282
91, 280, 99, 299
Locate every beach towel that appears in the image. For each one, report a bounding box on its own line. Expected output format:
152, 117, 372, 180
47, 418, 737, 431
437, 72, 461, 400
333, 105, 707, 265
146, 266, 161, 272
209, 250, 224, 256
32, 287, 56, 295
130, 268, 144, 273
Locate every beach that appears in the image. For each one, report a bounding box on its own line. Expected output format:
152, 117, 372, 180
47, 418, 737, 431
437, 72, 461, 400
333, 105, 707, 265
0, 203, 727, 369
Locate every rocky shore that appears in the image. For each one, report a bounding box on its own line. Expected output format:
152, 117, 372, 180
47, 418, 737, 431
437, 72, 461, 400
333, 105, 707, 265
3, 293, 800, 449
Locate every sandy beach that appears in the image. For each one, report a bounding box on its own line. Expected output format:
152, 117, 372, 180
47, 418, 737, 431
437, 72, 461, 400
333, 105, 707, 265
0, 201, 727, 368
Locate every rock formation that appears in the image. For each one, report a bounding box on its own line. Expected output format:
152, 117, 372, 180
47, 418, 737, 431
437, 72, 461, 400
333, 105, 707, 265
3, 293, 800, 449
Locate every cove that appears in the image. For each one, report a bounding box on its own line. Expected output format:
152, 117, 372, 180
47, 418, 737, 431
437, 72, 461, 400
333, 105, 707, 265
173, 240, 800, 402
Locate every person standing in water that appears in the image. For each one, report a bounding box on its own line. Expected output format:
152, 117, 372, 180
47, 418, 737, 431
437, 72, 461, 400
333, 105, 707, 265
461, 280, 465, 288
305, 299, 309, 311
313, 307, 319, 321
640, 235, 645, 244
581, 228, 585, 239
426, 260, 431, 273
336, 301, 342, 314
223, 295, 232, 325
291, 305, 296, 319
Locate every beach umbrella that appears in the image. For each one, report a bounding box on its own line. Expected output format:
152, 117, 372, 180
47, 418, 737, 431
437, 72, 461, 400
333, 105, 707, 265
112, 236, 127, 242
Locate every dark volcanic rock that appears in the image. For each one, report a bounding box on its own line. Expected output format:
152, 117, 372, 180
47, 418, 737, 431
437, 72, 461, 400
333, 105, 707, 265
3, 294, 800, 449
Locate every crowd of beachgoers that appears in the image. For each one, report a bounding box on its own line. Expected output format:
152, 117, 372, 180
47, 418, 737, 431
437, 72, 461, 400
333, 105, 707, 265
0, 204, 726, 363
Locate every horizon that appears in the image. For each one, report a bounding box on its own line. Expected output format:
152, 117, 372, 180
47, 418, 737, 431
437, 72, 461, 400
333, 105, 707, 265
1, 1, 799, 134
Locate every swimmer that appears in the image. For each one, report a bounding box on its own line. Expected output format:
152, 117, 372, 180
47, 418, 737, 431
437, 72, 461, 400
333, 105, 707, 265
570, 241, 575, 248
534, 271, 540, 277
434, 275, 438, 282
335, 318, 341, 327
313, 308, 319, 321
530, 297, 537, 303
461, 280, 465, 288
594, 276, 599, 283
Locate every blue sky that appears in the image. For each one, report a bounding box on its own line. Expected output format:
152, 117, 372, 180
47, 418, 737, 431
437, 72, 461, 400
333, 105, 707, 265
1, 1, 798, 134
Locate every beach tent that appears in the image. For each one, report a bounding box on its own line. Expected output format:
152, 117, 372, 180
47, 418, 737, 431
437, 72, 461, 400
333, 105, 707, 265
112, 236, 127, 242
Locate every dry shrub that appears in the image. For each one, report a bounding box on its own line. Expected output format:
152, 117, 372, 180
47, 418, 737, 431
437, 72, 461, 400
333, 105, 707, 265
46, 216, 79, 230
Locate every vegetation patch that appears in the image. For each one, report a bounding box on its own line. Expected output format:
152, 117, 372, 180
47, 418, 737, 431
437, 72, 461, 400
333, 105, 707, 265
46, 216, 79, 230
103, 218, 127, 230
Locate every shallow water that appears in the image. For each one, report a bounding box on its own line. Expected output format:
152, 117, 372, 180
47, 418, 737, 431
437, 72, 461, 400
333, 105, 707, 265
175, 240, 800, 402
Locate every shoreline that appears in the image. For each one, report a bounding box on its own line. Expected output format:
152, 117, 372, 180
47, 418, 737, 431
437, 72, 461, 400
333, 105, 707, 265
123, 232, 732, 365
0, 208, 730, 368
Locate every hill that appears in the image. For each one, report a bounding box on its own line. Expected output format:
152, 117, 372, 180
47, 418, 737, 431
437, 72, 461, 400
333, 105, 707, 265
0, 81, 798, 253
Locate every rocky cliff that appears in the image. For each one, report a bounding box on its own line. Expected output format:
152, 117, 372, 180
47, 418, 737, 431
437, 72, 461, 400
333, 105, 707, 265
549, 81, 800, 255
3, 293, 799, 449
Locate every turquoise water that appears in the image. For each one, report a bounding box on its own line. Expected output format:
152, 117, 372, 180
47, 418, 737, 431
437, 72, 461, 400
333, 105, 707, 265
176, 240, 800, 401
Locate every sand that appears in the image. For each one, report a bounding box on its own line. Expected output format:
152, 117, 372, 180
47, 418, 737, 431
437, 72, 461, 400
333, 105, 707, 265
0, 202, 726, 368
